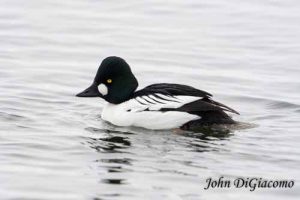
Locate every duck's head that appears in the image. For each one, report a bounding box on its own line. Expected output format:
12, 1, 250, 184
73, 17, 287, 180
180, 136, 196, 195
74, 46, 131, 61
76, 56, 138, 104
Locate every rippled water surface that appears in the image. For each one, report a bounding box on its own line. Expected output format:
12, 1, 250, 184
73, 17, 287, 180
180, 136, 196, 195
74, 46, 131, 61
1, 0, 300, 199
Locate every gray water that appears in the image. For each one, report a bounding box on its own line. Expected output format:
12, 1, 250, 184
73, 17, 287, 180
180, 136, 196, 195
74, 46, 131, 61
0, 0, 300, 199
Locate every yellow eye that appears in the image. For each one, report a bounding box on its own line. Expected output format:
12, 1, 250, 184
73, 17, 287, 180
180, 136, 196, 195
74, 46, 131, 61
107, 79, 112, 84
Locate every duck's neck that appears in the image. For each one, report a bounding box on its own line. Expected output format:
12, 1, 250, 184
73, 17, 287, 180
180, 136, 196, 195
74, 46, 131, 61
105, 81, 138, 104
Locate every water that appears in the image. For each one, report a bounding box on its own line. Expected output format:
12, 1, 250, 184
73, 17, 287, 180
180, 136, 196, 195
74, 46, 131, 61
0, 0, 299, 199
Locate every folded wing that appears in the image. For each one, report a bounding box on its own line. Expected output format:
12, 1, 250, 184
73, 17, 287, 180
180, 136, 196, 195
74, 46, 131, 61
132, 83, 239, 115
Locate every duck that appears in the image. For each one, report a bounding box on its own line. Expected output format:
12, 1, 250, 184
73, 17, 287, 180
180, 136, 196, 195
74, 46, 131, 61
76, 56, 239, 130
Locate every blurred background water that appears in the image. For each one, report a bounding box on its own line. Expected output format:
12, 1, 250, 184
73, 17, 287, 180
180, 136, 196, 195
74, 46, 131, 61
0, 0, 299, 199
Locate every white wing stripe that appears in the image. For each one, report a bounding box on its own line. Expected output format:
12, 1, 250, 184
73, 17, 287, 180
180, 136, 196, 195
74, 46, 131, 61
125, 95, 202, 112
142, 96, 158, 104
135, 97, 148, 105
155, 93, 182, 103
148, 95, 168, 104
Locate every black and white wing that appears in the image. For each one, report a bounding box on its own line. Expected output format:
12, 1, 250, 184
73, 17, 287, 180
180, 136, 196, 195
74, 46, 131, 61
131, 83, 239, 115
130, 93, 201, 112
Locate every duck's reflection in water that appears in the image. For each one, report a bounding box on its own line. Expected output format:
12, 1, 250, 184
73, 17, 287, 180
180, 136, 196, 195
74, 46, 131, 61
84, 127, 132, 153
83, 126, 234, 190
182, 126, 232, 140
175, 126, 233, 153
83, 127, 134, 188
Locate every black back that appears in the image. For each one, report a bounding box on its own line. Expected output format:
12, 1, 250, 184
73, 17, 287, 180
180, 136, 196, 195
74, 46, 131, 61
133, 83, 212, 98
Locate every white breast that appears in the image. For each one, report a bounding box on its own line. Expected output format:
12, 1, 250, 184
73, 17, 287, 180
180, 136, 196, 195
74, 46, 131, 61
101, 94, 201, 130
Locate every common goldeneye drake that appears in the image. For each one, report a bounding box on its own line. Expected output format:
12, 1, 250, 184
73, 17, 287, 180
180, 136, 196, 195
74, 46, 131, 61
76, 56, 239, 130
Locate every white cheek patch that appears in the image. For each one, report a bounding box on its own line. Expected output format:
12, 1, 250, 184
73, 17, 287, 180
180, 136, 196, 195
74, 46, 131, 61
98, 84, 108, 96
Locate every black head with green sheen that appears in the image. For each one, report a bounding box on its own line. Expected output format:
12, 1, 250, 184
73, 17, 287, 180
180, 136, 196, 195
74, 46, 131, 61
76, 56, 138, 104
